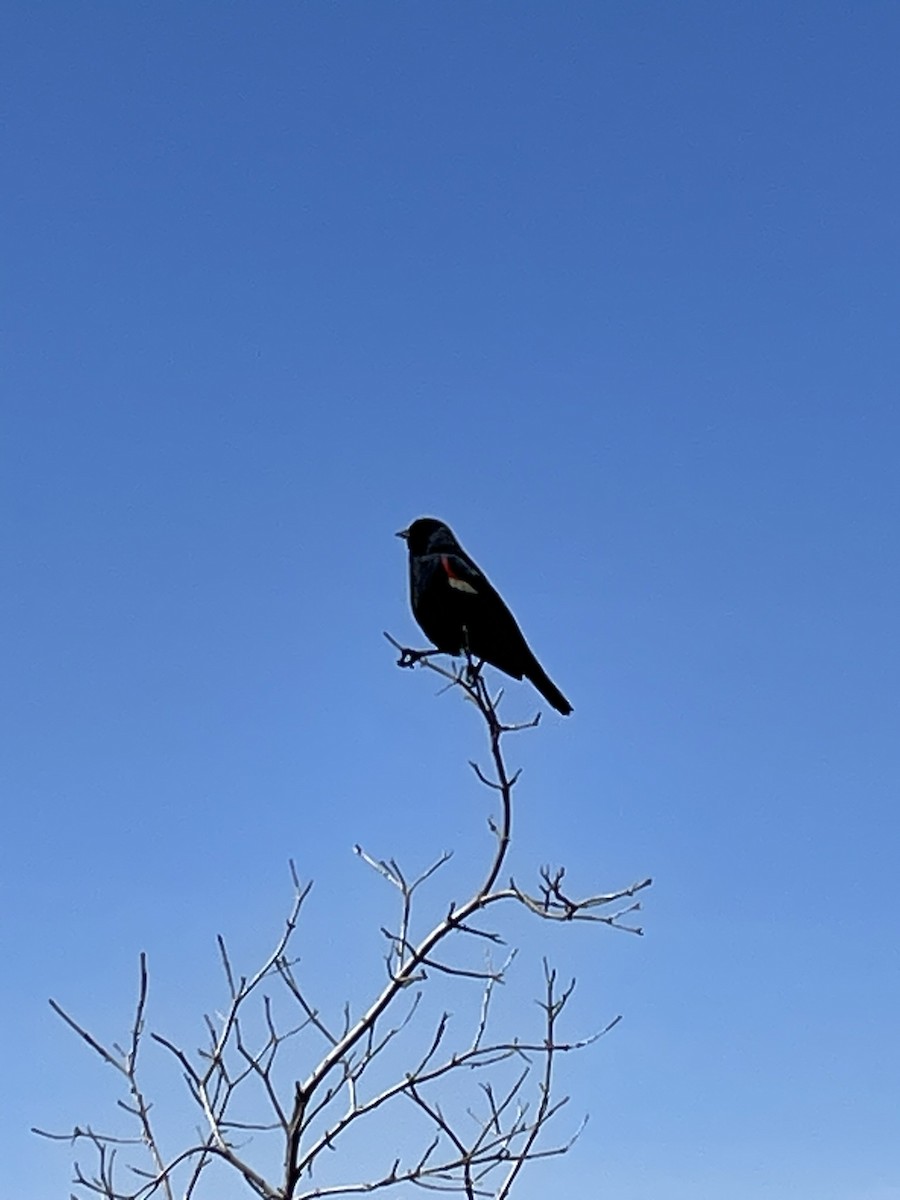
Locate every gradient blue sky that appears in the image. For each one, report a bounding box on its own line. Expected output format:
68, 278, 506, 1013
4, 4, 900, 1198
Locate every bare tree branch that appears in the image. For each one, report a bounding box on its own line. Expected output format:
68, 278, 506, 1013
40, 639, 650, 1200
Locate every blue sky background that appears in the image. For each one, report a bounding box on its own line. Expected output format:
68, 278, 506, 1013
3, 4, 899, 1197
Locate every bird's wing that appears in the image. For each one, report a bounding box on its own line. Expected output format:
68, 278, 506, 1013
438, 552, 484, 595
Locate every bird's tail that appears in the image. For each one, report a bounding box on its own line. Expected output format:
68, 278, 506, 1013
525, 658, 573, 716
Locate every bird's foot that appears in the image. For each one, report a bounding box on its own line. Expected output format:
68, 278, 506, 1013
383, 630, 443, 669
464, 656, 485, 685
397, 646, 443, 670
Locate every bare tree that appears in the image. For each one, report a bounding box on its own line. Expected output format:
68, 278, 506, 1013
37, 643, 651, 1199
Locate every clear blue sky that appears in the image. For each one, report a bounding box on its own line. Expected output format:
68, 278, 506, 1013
3, 4, 899, 1198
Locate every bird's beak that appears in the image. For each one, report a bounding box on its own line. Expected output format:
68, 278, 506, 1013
395, 528, 409, 540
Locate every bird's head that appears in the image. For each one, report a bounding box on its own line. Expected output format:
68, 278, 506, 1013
396, 517, 458, 556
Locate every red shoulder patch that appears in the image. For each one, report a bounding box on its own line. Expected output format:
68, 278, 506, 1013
441, 555, 479, 595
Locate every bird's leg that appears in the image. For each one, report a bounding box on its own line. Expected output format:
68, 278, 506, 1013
457, 625, 484, 684
459, 626, 477, 683
461, 631, 484, 685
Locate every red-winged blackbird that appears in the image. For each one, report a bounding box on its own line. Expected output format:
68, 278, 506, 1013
397, 517, 573, 715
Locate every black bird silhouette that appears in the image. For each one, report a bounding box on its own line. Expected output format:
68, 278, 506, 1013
397, 517, 572, 715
